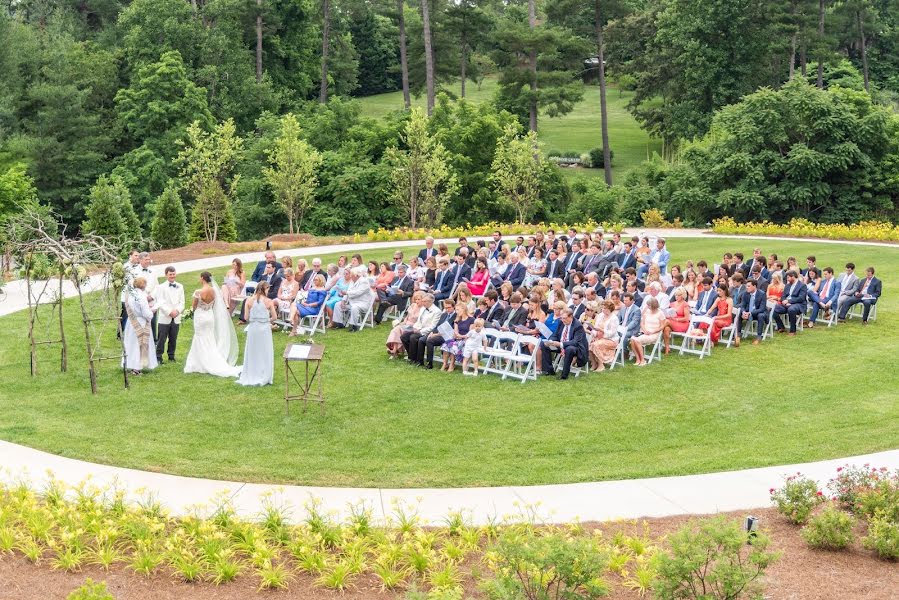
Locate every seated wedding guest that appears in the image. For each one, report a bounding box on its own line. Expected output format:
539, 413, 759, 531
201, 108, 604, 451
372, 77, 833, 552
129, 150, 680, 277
735, 278, 767, 345
584, 286, 600, 306
705, 285, 734, 344
492, 252, 526, 289
412, 298, 456, 368
836, 262, 860, 314
540, 308, 588, 379
773, 270, 808, 335
419, 236, 437, 262
279, 257, 295, 281
745, 248, 763, 275
467, 257, 490, 296
549, 278, 570, 306
729, 273, 746, 308
499, 292, 527, 330
804, 268, 822, 314
587, 300, 620, 371
390, 251, 407, 272
238, 281, 278, 387
635, 236, 651, 267
803, 255, 821, 281
696, 260, 713, 280
250, 251, 282, 284
276, 268, 299, 316
449, 251, 472, 292
732, 252, 746, 275
155, 266, 184, 363
336, 255, 348, 277
290, 274, 327, 335
324, 264, 341, 291
646, 263, 664, 289
638, 238, 671, 278
400, 294, 441, 363
332, 266, 374, 332
629, 297, 665, 366
423, 256, 437, 288
767, 272, 785, 304
584, 271, 604, 296
625, 280, 642, 306
461, 318, 489, 376
367, 260, 379, 279
662, 288, 691, 353
770, 260, 785, 281
407, 257, 425, 282
544, 301, 566, 338
454, 236, 471, 256
767, 253, 778, 271
433, 257, 454, 300
642, 282, 670, 312
324, 268, 352, 325
300, 258, 325, 291
786, 256, 801, 277
523, 247, 547, 287
241, 261, 281, 326
375, 262, 397, 300
478, 290, 506, 327
375, 264, 415, 324
474, 297, 489, 319
517, 246, 531, 267
455, 283, 476, 314
440, 302, 475, 373
568, 270, 587, 293
808, 266, 840, 325
350, 253, 363, 269
516, 295, 548, 369
222, 258, 246, 313
692, 278, 717, 315
498, 281, 514, 305
580, 300, 598, 325
715, 264, 731, 283
386, 291, 424, 358
749, 261, 769, 290
683, 269, 699, 300
837, 266, 881, 323
624, 268, 644, 292
667, 274, 685, 299
493, 251, 509, 278
618, 292, 642, 353
569, 288, 586, 320
437, 243, 449, 258
122, 277, 158, 376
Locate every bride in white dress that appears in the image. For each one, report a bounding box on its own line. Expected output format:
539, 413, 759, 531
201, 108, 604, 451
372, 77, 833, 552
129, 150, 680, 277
184, 271, 241, 378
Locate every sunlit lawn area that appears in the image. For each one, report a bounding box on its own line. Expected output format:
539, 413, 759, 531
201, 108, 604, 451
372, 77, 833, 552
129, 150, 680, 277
0, 238, 895, 488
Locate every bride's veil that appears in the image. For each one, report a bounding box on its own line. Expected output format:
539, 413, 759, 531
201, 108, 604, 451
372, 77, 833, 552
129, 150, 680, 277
210, 278, 239, 366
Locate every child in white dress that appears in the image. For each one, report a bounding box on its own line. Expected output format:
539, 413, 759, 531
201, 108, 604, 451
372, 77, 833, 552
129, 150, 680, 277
462, 318, 488, 376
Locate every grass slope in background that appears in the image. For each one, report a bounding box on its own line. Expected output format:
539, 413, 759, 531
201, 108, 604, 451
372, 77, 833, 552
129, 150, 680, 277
355, 78, 662, 180
0, 238, 895, 488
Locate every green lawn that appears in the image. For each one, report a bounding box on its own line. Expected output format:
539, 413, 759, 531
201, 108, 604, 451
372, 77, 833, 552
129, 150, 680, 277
1, 238, 896, 488
355, 78, 661, 180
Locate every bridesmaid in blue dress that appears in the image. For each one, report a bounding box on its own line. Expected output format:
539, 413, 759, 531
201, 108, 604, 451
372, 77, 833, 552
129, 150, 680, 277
237, 282, 278, 387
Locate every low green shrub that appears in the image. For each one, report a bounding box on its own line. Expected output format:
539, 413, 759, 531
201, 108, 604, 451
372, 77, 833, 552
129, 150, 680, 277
67, 579, 114, 600
770, 474, 826, 524
483, 528, 610, 600
588, 147, 614, 168
855, 473, 899, 522
800, 505, 855, 550
652, 516, 780, 600
863, 516, 899, 561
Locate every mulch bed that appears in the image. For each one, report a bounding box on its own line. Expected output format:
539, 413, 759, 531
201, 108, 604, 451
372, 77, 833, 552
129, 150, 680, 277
1, 507, 895, 599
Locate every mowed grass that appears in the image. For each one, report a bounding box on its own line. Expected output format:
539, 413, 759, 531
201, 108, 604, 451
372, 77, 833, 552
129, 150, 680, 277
0, 238, 896, 488
355, 77, 662, 180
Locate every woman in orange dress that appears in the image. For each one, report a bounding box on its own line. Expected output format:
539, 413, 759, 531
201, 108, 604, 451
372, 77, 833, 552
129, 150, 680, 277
662, 288, 691, 353
708, 285, 734, 344
767, 272, 785, 304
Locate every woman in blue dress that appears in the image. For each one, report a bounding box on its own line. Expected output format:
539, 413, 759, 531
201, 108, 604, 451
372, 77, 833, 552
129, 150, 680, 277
290, 275, 327, 335
324, 270, 351, 326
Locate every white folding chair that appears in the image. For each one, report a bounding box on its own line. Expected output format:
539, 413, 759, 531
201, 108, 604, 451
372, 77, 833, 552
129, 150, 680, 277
678, 315, 713, 359
848, 302, 877, 321
358, 296, 377, 329
231, 295, 247, 317
643, 333, 663, 365
720, 307, 740, 348
502, 335, 539, 383
608, 325, 628, 370
481, 330, 518, 376
297, 309, 327, 335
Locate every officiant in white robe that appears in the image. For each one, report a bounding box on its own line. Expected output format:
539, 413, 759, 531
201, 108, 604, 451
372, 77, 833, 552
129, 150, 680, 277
332, 266, 374, 331
122, 277, 158, 373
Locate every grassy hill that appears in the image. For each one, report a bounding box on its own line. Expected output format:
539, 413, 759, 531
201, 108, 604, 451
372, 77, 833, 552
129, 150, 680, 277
355, 77, 662, 181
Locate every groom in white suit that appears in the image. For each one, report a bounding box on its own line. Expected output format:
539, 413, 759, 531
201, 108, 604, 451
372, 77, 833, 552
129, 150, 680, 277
155, 266, 185, 363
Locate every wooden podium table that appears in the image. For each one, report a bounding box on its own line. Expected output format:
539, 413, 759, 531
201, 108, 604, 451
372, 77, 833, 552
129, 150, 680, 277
283, 343, 325, 414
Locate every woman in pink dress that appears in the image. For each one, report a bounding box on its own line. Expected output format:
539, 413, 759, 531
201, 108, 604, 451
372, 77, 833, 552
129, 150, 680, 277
467, 257, 490, 296
386, 292, 423, 357
221, 258, 246, 313
630, 297, 665, 366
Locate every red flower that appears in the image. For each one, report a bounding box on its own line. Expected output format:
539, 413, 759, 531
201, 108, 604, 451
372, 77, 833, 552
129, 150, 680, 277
836, 467, 843, 473
816, 491, 823, 496
769, 488, 775, 494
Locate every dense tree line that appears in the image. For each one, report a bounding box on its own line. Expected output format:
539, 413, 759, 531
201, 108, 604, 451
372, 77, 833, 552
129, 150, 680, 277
1, 0, 898, 247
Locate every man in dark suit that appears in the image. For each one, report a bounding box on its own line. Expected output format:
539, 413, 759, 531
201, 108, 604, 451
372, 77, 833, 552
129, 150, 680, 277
743, 248, 763, 277
578, 244, 601, 274
250, 251, 282, 284
730, 272, 747, 308
499, 293, 528, 331
569, 290, 586, 320
418, 237, 437, 262
837, 266, 881, 323
773, 270, 808, 334
299, 258, 325, 291
545, 249, 562, 280
619, 292, 642, 350
808, 266, 841, 325
692, 278, 717, 315
433, 258, 455, 301
736, 279, 767, 345
449, 252, 472, 293
492, 254, 526, 289
541, 309, 588, 379
618, 242, 637, 270
563, 241, 583, 285
480, 290, 506, 327
453, 237, 470, 256
491, 230, 506, 252
417, 299, 456, 369
374, 264, 415, 324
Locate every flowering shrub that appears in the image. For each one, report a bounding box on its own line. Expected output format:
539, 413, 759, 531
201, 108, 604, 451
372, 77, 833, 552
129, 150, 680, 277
640, 208, 682, 229
800, 504, 856, 550
863, 516, 899, 560
770, 473, 825, 524
712, 217, 899, 242
361, 220, 625, 242
827, 464, 889, 512
855, 473, 899, 523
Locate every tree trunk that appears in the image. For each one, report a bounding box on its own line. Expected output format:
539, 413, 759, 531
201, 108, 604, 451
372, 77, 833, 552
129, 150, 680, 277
817, 0, 825, 88
527, 0, 538, 132
319, 0, 331, 104
857, 11, 869, 92
789, 32, 797, 79
800, 41, 807, 76
397, 0, 411, 109
256, 0, 263, 83
422, 0, 435, 115
460, 43, 467, 98
191, 0, 198, 15
595, 0, 612, 186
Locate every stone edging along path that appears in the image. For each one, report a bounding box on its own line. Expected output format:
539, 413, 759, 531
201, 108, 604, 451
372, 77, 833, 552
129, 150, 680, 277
0, 229, 896, 524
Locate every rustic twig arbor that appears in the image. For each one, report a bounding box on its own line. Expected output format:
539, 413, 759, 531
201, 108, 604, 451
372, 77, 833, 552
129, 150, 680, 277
6, 209, 135, 394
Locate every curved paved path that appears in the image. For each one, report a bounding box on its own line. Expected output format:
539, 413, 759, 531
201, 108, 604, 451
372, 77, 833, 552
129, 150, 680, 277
1, 230, 896, 523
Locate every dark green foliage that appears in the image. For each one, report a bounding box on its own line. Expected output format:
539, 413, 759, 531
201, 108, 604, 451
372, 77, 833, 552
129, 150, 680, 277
150, 185, 188, 249
82, 175, 142, 241
349, 6, 401, 96
588, 147, 613, 168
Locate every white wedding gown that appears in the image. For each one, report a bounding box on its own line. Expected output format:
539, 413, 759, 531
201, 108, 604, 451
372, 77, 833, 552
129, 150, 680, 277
184, 286, 241, 378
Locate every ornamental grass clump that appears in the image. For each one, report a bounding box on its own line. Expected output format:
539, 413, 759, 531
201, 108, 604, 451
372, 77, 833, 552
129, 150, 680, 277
769, 473, 825, 524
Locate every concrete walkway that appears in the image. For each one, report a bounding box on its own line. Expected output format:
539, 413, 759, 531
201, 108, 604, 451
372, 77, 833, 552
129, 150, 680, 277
1, 231, 896, 524
1, 440, 896, 524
